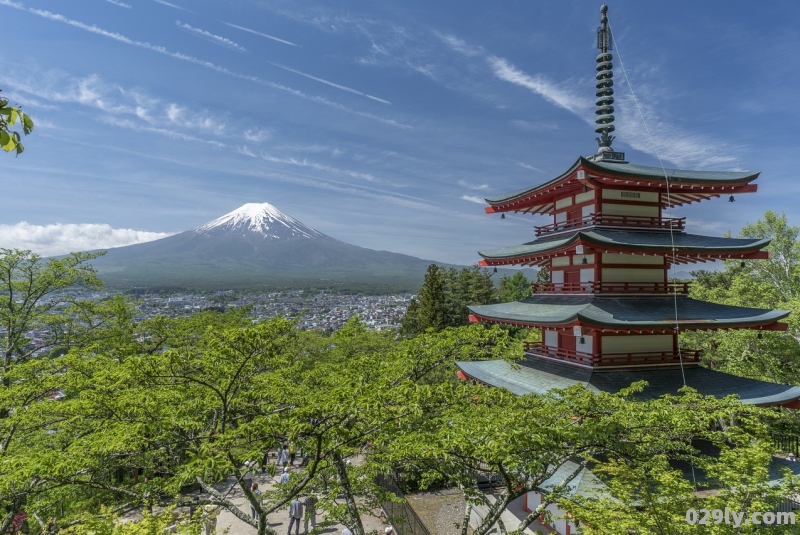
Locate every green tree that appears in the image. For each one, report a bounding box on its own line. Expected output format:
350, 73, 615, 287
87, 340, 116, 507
686, 211, 800, 384
497, 270, 531, 302
401, 264, 496, 335
0, 90, 34, 155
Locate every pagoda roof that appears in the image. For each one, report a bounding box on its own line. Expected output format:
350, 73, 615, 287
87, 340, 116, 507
478, 230, 770, 266
456, 357, 800, 406
467, 296, 789, 331
485, 157, 759, 213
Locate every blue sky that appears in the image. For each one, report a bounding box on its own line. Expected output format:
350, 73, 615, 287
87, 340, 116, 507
1, 0, 798, 264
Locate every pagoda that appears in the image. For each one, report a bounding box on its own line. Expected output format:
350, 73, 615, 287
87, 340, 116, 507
457, 5, 800, 407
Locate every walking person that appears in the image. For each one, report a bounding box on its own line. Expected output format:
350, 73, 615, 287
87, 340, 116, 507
287, 498, 303, 535
277, 443, 289, 467
303, 495, 317, 533
279, 466, 290, 485
249, 483, 262, 520
242, 461, 253, 491
288, 441, 297, 465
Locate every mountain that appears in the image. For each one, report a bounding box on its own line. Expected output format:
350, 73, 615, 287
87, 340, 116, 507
89, 203, 444, 292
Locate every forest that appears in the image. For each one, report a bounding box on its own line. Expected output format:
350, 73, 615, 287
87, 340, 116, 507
1, 211, 800, 535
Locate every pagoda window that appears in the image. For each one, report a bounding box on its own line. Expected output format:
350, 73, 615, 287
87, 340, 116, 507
602, 189, 659, 203
602, 334, 673, 354
581, 204, 595, 218
580, 268, 595, 282
555, 211, 567, 224
555, 197, 574, 210
603, 253, 664, 265
551, 270, 564, 284
575, 189, 595, 204
576, 334, 593, 354
544, 329, 558, 349
601, 202, 659, 217
552, 257, 571, 267
602, 268, 665, 283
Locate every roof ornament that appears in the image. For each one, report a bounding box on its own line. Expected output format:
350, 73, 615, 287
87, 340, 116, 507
590, 5, 626, 163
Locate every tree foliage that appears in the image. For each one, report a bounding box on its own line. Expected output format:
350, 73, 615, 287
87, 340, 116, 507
0, 89, 34, 155
497, 270, 531, 302
401, 264, 496, 335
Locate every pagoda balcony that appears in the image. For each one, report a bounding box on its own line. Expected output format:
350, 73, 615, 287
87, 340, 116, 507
531, 281, 691, 295
523, 341, 701, 368
534, 214, 685, 237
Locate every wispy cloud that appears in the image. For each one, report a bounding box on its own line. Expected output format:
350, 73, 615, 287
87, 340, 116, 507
105, 0, 131, 8
152, 0, 193, 13
0, 221, 172, 256
0, 1, 410, 128
259, 152, 381, 183
509, 160, 544, 173
461, 195, 486, 204
457, 179, 488, 190
488, 56, 587, 114
222, 21, 299, 48
244, 128, 270, 142
176, 21, 247, 53
268, 62, 391, 105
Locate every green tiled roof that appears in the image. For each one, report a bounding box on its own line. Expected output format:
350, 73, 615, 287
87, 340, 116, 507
478, 230, 770, 260
456, 358, 800, 406
468, 296, 789, 329
485, 157, 759, 205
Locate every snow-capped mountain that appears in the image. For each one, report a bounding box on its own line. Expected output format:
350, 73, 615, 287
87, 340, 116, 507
195, 203, 325, 241
87, 202, 440, 291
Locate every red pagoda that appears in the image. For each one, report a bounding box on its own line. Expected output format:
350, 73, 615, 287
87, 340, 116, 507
457, 5, 800, 407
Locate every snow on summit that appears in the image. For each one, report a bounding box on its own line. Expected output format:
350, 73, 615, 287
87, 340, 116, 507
195, 203, 324, 239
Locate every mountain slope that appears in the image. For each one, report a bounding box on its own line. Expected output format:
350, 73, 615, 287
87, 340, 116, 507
89, 203, 443, 292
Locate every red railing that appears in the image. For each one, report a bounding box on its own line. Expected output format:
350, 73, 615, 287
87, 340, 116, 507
531, 281, 691, 295
534, 214, 685, 236
524, 341, 701, 367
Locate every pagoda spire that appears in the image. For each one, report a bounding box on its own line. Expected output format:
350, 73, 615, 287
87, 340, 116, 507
594, 4, 616, 152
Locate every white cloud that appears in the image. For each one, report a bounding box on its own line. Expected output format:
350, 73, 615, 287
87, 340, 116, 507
106, 0, 131, 8
0, 222, 172, 256
457, 180, 488, 190
488, 56, 588, 114
0, 2, 410, 128
268, 62, 391, 105
461, 195, 485, 204
152, 0, 193, 13
244, 128, 270, 142
176, 21, 247, 53
222, 21, 299, 47
510, 160, 544, 173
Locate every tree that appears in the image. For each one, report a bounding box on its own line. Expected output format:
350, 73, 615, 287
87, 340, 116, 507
0, 90, 34, 155
401, 264, 496, 335
497, 270, 531, 302
686, 211, 800, 385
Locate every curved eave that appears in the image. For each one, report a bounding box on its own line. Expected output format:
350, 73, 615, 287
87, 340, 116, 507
484, 157, 760, 214
477, 232, 771, 265
468, 297, 790, 331
455, 359, 800, 406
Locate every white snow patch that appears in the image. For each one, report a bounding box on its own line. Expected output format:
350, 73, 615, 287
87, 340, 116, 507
195, 202, 324, 239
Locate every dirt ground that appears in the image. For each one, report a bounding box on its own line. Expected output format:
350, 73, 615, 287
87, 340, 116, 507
406, 489, 472, 535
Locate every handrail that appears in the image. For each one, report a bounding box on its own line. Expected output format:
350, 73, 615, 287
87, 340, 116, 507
534, 213, 685, 236
531, 281, 691, 295
524, 341, 701, 367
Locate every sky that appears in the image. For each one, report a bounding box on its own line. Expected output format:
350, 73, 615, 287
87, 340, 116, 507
1, 0, 799, 265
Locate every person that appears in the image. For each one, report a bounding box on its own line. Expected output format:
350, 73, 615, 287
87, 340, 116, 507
202, 505, 221, 535
788, 453, 797, 462
279, 466, 290, 484
277, 443, 289, 467
250, 482, 262, 519
288, 441, 297, 465
303, 495, 317, 533
242, 461, 253, 491
287, 498, 303, 535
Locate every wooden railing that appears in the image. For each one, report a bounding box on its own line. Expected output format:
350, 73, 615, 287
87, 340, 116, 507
531, 281, 691, 295
524, 341, 701, 367
534, 214, 685, 236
